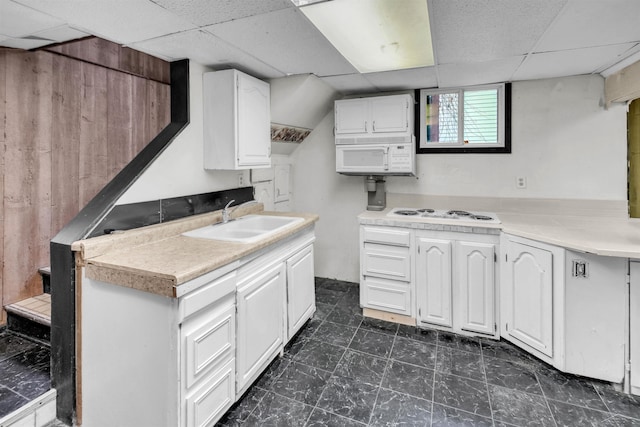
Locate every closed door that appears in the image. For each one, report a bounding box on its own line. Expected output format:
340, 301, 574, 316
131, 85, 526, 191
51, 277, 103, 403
505, 241, 553, 357
370, 96, 409, 133
416, 237, 453, 327
335, 99, 368, 134
237, 72, 270, 166
286, 245, 315, 339
457, 241, 495, 335
274, 164, 290, 203
236, 262, 285, 392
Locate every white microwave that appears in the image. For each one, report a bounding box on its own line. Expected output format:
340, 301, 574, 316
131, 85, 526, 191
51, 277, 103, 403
336, 142, 415, 176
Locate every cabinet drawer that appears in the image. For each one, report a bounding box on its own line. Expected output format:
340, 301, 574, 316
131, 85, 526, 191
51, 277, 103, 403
185, 359, 235, 427
183, 306, 235, 390
362, 277, 411, 315
180, 272, 236, 321
363, 243, 411, 282
362, 226, 411, 247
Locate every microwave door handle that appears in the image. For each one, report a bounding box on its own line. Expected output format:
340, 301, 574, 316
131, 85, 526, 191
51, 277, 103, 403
383, 146, 389, 171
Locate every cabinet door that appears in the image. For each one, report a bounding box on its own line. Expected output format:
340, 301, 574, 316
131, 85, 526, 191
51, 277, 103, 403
416, 237, 453, 327
505, 242, 553, 357
370, 96, 409, 133
457, 241, 495, 335
335, 99, 368, 134
286, 245, 316, 340
631, 262, 640, 394
185, 359, 235, 427
237, 72, 271, 167
236, 262, 285, 393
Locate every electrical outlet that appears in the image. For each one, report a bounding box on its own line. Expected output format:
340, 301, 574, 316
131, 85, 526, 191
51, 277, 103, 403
516, 176, 527, 189
238, 173, 244, 186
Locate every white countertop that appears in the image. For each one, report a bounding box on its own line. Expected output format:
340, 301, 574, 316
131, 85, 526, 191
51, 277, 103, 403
359, 206, 640, 259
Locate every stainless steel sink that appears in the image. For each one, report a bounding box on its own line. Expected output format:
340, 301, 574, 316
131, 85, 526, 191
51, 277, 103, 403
182, 214, 304, 243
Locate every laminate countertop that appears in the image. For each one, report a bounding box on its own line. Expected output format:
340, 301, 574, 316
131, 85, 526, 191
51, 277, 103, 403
358, 208, 640, 259
73, 204, 319, 298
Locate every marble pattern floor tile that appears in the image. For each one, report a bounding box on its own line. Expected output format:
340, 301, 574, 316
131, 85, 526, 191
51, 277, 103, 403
0, 331, 51, 420
216, 278, 640, 427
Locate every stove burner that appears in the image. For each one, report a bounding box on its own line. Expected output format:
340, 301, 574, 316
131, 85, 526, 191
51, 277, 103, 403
394, 209, 419, 216
417, 208, 435, 213
471, 215, 494, 221
447, 210, 472, 216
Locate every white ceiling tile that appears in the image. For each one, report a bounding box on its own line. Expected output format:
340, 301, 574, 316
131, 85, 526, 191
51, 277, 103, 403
437, 56, 524, 88
0, 36, 53, 49
536, 0, 640, 52
129, 30, 285, 79
204, 7, 357, 77
31, 25, 89, 43
320, 74, 378, 95
513, 43, 636, 81
364, 67, 438, 91
14, 0, 196, 44
150, 0, 293, 26
0, 0, 64, 38
430, 0, 567, 63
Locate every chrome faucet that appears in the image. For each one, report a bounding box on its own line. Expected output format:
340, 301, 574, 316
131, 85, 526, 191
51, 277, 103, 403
222, 200, 235, 223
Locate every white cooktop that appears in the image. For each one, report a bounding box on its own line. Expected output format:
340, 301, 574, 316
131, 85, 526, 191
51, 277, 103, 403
386, 207, 501, 224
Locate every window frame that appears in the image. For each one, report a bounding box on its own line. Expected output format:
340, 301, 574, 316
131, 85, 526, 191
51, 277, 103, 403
415, 83, 511, 154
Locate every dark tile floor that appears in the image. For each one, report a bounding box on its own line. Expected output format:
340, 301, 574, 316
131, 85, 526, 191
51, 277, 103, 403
0, 329, 51, 419
218, 278, 640, 427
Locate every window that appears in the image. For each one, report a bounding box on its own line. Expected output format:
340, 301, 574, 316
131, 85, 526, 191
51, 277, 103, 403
416, 83, 511, 153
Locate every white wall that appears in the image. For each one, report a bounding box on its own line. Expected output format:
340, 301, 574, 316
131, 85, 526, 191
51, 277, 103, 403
292, 75, 628, 282
117, 61, 247, 205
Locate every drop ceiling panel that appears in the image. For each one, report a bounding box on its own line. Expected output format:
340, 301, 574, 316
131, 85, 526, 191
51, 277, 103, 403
150, 0, 293, 26
364, 67, 438, 91
204, 8, 357, 77
32, 25, 89, 43
513, 43, 636, 81
129, 30, 285, 79
536, 0, 640, 52
437, 56, 524, 88
0, 36, 54, 49
14, 0, 196, 44
0, 0, 64, 38
430, 0, 567, 63
320, 74, 379, 95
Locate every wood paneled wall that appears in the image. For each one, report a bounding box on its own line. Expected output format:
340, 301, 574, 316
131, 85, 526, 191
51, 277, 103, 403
0, 40, 170, 324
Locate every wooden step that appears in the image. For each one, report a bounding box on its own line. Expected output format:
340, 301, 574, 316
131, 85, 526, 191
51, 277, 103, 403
39, 267, 51, 294
5, 294, 51, 343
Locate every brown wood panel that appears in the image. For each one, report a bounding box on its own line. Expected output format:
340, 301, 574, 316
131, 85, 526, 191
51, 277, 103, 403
132, 76, 149, 155
79, 63, 109, 208
149, 79, 171, 137
106, 70, 133, 180
3, 51, 53, 305
51, 55, 82, 234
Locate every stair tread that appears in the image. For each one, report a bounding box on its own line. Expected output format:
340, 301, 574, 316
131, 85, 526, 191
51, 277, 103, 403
5, 295, 51, 326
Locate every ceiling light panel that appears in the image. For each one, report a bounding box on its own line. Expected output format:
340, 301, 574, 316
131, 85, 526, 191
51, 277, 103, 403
299, 0, 434, 73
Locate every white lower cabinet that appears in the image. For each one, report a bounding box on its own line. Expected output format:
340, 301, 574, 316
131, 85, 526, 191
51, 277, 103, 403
286, 244, 316, 340
415, 230, 498, 337
81, 227, 316, 427
360, 226, 413, 316
631, 261, 640, 395
236, 261, 286, 396
416, 237, 453, 327
502, 239, 554, 358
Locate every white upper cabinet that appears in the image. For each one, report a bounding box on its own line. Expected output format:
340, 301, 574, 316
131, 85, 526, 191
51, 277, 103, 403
203, 69, 271, 170
335, 94, 413, 141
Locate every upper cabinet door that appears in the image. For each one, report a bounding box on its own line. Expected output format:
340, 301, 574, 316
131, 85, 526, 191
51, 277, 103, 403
237, 72, 271, 167
203, 69, 271, 170
505, 241, 553, 357
457, 241, 495, 336
370, 96, 409, 133
335, 99, 368, 135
